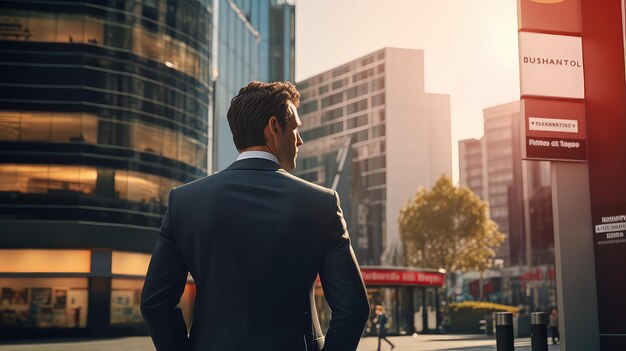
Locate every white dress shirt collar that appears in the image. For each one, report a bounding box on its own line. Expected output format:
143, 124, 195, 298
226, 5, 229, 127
236, 151, 280, 165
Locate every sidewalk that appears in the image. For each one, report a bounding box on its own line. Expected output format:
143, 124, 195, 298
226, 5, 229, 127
0, 334, 561, 351
358, 334, 560, 350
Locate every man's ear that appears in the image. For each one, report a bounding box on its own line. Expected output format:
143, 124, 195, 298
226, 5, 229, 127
268, 116, 281, 136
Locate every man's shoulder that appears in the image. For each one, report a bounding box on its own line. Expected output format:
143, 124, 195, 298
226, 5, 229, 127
279, 171, 336, 197
171, 169, 336, 198
169, 172, 222, 198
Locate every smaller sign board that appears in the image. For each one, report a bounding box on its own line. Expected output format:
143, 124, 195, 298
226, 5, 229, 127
593, 204, 626, 247
521, 98, 587, 161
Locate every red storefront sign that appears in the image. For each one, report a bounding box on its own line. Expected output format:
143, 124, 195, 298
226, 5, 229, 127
316, 268, 445, 287
360, 268, 444, 287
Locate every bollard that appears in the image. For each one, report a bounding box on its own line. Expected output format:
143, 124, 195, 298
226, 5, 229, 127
495, 312, 514, 351
531, 312, 548, 351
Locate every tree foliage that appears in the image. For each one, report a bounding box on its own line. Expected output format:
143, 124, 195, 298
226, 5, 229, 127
398, 175, 504, 273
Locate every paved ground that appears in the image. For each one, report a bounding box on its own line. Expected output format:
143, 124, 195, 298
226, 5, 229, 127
0, 334, 560, 351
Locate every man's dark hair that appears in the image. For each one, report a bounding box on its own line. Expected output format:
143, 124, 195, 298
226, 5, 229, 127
227, 81, 300, 151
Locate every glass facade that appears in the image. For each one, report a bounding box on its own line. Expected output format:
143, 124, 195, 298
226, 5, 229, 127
249, 0, 295, 83
213, 0, 260, 170
213, 0, 295, 171
295, 50, 387, 265
0, 0, 213, 338
0, 0, 212, 228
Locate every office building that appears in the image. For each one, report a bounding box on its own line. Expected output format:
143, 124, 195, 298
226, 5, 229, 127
295, 47, 452, 266
458, 102, 556, 310
459, 138, 485, 199
0, 0, 212, 337
483, 101, 525, 267
213, 0, 295, 171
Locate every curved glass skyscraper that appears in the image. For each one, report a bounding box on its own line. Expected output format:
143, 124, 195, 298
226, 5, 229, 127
0, 0, 212, 337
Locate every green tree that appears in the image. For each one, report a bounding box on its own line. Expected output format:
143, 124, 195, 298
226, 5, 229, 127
398, 175, 504, 273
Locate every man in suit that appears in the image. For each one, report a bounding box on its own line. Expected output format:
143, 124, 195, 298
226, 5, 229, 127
141, 81, 370, 351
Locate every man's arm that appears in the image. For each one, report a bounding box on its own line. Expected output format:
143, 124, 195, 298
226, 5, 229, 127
319, 191, 370, 351
141, 189, 190, 351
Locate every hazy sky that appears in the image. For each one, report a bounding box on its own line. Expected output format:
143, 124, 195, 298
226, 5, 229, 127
295, 0, 521, 182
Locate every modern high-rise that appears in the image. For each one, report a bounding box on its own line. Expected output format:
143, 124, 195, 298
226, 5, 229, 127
458, 102, 556, 310
213, 0, 295, 171
250, 0, 295, 83
459, 138, 485, 199
0, 0, 212, 338
213, 0, 261, 171
483, 101, 525, 267
295, 48, 452, 266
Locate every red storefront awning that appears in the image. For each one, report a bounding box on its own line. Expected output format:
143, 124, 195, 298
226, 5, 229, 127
316, 266, 445, 288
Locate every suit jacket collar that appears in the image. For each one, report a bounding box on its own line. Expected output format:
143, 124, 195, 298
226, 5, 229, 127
223, 157, 285, 172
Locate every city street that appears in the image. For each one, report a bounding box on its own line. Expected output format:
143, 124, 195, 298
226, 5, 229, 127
0, 334, 560, 351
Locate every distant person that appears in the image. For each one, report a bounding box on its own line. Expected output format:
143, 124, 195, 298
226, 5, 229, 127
549, 308, 559, 344
141, 81, 370, 351
373, 305, 396, 350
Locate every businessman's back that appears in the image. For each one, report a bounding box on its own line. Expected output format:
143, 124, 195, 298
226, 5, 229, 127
141, 81, 370, 351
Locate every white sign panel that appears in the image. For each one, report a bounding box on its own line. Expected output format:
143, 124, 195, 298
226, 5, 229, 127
519, 32, 585, 99
529, 117, 579, 133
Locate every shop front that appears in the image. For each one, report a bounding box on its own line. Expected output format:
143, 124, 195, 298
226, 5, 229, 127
315, 266, 445, 335
0, 249, 195, 339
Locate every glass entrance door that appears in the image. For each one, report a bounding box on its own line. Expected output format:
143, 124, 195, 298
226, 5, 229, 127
412, 288, 424, 333
426, 287, 437, 330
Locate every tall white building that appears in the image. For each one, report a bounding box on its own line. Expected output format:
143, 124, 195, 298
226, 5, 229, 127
295, 48, 451, 265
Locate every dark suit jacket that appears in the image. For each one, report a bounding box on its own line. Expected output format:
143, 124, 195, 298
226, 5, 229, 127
141, 158, 370, 351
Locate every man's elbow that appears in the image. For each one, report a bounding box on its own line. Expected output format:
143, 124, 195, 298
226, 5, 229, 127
140, 289, 160, 319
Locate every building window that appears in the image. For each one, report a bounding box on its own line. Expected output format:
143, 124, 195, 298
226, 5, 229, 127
351, 129, 369, 143
299, 101, 318, 116
371, 124, 386, 138
321, 92, 344, 108
332, 65, 351, 78
371, 77, 385, 91
366, 172, 386, 187
318, 85, 329, 95
321, 107, 343, 123
110, 279, 143, 327
0, 164, 181, 209
347, 114, 368, 129
347, 99, 368, 115
360, 56, 375, 67
111, 252, 151, 276
0, 278, 88, 328
368, 156, 386, 171
353, 68, 375, 82
332, 78, 349, 90
0, 11, 208, 82
0, 111, 204, 169
371, 93, 385, 107
347, 83, 369, 100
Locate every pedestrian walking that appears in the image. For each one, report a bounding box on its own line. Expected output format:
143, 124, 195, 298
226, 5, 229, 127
141, 81, 370, 351
549, 307, 560, 344
373, 305, 396, 350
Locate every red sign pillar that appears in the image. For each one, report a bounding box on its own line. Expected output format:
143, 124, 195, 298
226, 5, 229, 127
518, 0, 626, 349
582, 0, 626, 349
